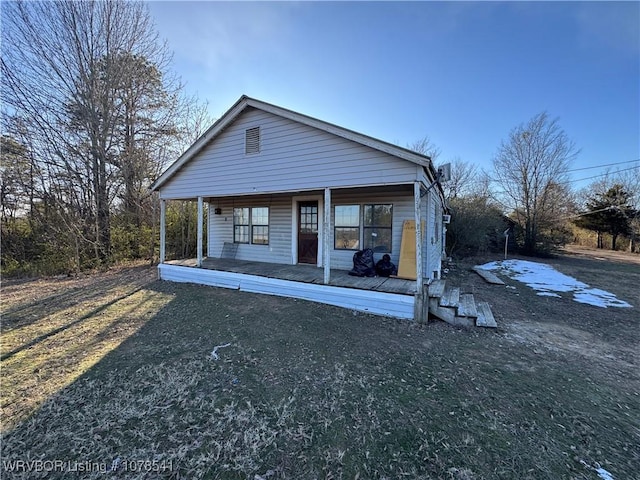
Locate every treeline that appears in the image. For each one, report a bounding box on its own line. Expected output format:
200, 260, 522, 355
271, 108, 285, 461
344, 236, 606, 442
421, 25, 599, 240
1, 1, 211, 276
443, 172, 640, 259
2, 2, 638, 277
428, 113, 639, 258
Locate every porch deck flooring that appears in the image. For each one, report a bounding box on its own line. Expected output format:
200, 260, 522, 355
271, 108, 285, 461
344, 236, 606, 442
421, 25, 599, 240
166, 258, 417, 295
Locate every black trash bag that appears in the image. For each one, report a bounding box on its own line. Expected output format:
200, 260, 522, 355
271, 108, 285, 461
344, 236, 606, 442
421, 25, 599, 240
375, 254, 397, 277
348, 248, 376, 277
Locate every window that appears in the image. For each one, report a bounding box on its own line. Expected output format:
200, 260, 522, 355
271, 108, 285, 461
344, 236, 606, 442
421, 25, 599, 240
234, 206, 269, 245
364, 204, 392, 252
334, 205, 360, 250
245, 126, 260, 154
251, 207, 269, 245
233, 207, 249, 243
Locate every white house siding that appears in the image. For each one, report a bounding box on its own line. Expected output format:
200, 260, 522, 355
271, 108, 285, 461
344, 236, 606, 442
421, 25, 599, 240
329, 189, 415, 271
208, 194, 292, 264
205, 187, 445, 278
331, 188, 442, 280
160, 108, 420, 199
158, 264, 415, 320
425, 189, 443, 278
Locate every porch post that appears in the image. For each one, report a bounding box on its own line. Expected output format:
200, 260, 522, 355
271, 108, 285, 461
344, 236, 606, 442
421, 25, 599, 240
323, 187, 331, 284
159, 198, 166, 264
414, 182, 424, 322
205, 201, 209, 259
197, 196, 203, 267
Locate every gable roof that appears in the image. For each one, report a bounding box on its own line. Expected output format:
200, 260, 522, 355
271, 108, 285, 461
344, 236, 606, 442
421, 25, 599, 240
151, 95, 436, 191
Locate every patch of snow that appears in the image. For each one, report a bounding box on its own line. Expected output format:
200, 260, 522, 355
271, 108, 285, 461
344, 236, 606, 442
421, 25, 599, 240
536, 291, 561, 298
596, 467, 613, 480
478, 260, 632, 309
210, 342, 231, 360
580, 460, 616, 480
596, 466, 615, 480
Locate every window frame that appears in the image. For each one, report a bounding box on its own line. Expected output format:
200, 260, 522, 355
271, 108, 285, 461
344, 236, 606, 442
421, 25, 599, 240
233, 206, 269, 245
251, 206, 269, 245
334, 204, 361, 250
233, 207, 250, 244
363, 204, 393, 253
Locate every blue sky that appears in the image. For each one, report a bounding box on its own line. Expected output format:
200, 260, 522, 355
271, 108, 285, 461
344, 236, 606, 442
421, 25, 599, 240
148, 1, 639, 190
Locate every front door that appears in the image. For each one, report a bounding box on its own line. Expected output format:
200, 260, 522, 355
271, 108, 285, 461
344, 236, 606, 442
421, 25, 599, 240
298, 201, 318, 264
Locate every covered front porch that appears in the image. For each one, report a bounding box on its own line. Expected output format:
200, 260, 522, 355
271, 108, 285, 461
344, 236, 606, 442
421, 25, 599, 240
151, 95, 449, 322
157, 182, 435, 321
159, 258, 422, 320
168, 257, 418, 294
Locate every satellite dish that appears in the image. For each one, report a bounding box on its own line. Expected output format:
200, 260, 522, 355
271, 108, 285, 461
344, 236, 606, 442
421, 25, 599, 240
438, 163, 451, 182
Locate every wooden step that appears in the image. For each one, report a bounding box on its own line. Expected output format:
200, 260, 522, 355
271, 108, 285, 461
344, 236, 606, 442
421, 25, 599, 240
472, 267, 505, 285
476, 302, 498, 328
440, 287, 460, 308
457, 294, 478, 318
428, 298, 475, 327
428, 279, 446, 298
428, 285, 495, 329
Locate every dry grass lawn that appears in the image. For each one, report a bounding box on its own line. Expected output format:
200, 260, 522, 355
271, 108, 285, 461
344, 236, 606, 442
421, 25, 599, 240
1, 249, 638, 479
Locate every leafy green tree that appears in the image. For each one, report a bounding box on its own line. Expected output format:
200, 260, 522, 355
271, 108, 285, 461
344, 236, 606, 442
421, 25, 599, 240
575, 184, 635, 250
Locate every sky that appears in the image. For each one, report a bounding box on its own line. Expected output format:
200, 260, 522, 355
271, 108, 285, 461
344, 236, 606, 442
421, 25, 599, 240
148, 1, 640, 191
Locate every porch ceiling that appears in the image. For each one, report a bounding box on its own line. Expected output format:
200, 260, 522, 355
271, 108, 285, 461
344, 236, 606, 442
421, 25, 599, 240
162, 183, 414, 203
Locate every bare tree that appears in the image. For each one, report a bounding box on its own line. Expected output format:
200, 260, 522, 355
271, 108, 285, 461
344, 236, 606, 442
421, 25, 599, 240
2, 0, 202, 267
493, 112, 579, 254
407, 135, 441, 162
438, 157, 492, 200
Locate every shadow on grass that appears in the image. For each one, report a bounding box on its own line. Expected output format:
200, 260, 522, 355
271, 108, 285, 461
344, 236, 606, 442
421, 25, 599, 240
1, 265, 155, 332
1, 270, 639, 480
0, 287, 144, 362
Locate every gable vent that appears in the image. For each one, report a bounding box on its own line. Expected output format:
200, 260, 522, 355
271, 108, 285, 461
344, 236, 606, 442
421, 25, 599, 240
245, 127, 260, 154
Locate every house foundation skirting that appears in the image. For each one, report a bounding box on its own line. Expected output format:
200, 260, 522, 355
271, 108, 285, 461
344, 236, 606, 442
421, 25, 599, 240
158, 264, 415, 320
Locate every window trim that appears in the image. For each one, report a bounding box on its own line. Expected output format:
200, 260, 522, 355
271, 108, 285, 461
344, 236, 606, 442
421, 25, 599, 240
251, 206, 269, 245
332, 203, 393, 253
233, 207, 250, 244
233, 206, 269, 245
363, 204, 393, 253
334, 204, 361, 251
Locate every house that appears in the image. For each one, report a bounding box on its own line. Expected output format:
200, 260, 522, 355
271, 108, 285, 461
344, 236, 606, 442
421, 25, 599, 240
150, 96, 447, 322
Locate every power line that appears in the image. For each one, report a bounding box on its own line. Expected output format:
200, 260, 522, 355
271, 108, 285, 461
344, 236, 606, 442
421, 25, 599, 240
440, 159, 640, 192
451, 164, 639, 189
559, 165, 640, 185
566, 159, 640, 173
555, 206, 616, 222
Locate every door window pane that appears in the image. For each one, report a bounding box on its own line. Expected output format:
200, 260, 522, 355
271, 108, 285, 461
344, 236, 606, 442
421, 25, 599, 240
300, 203, 318, 233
